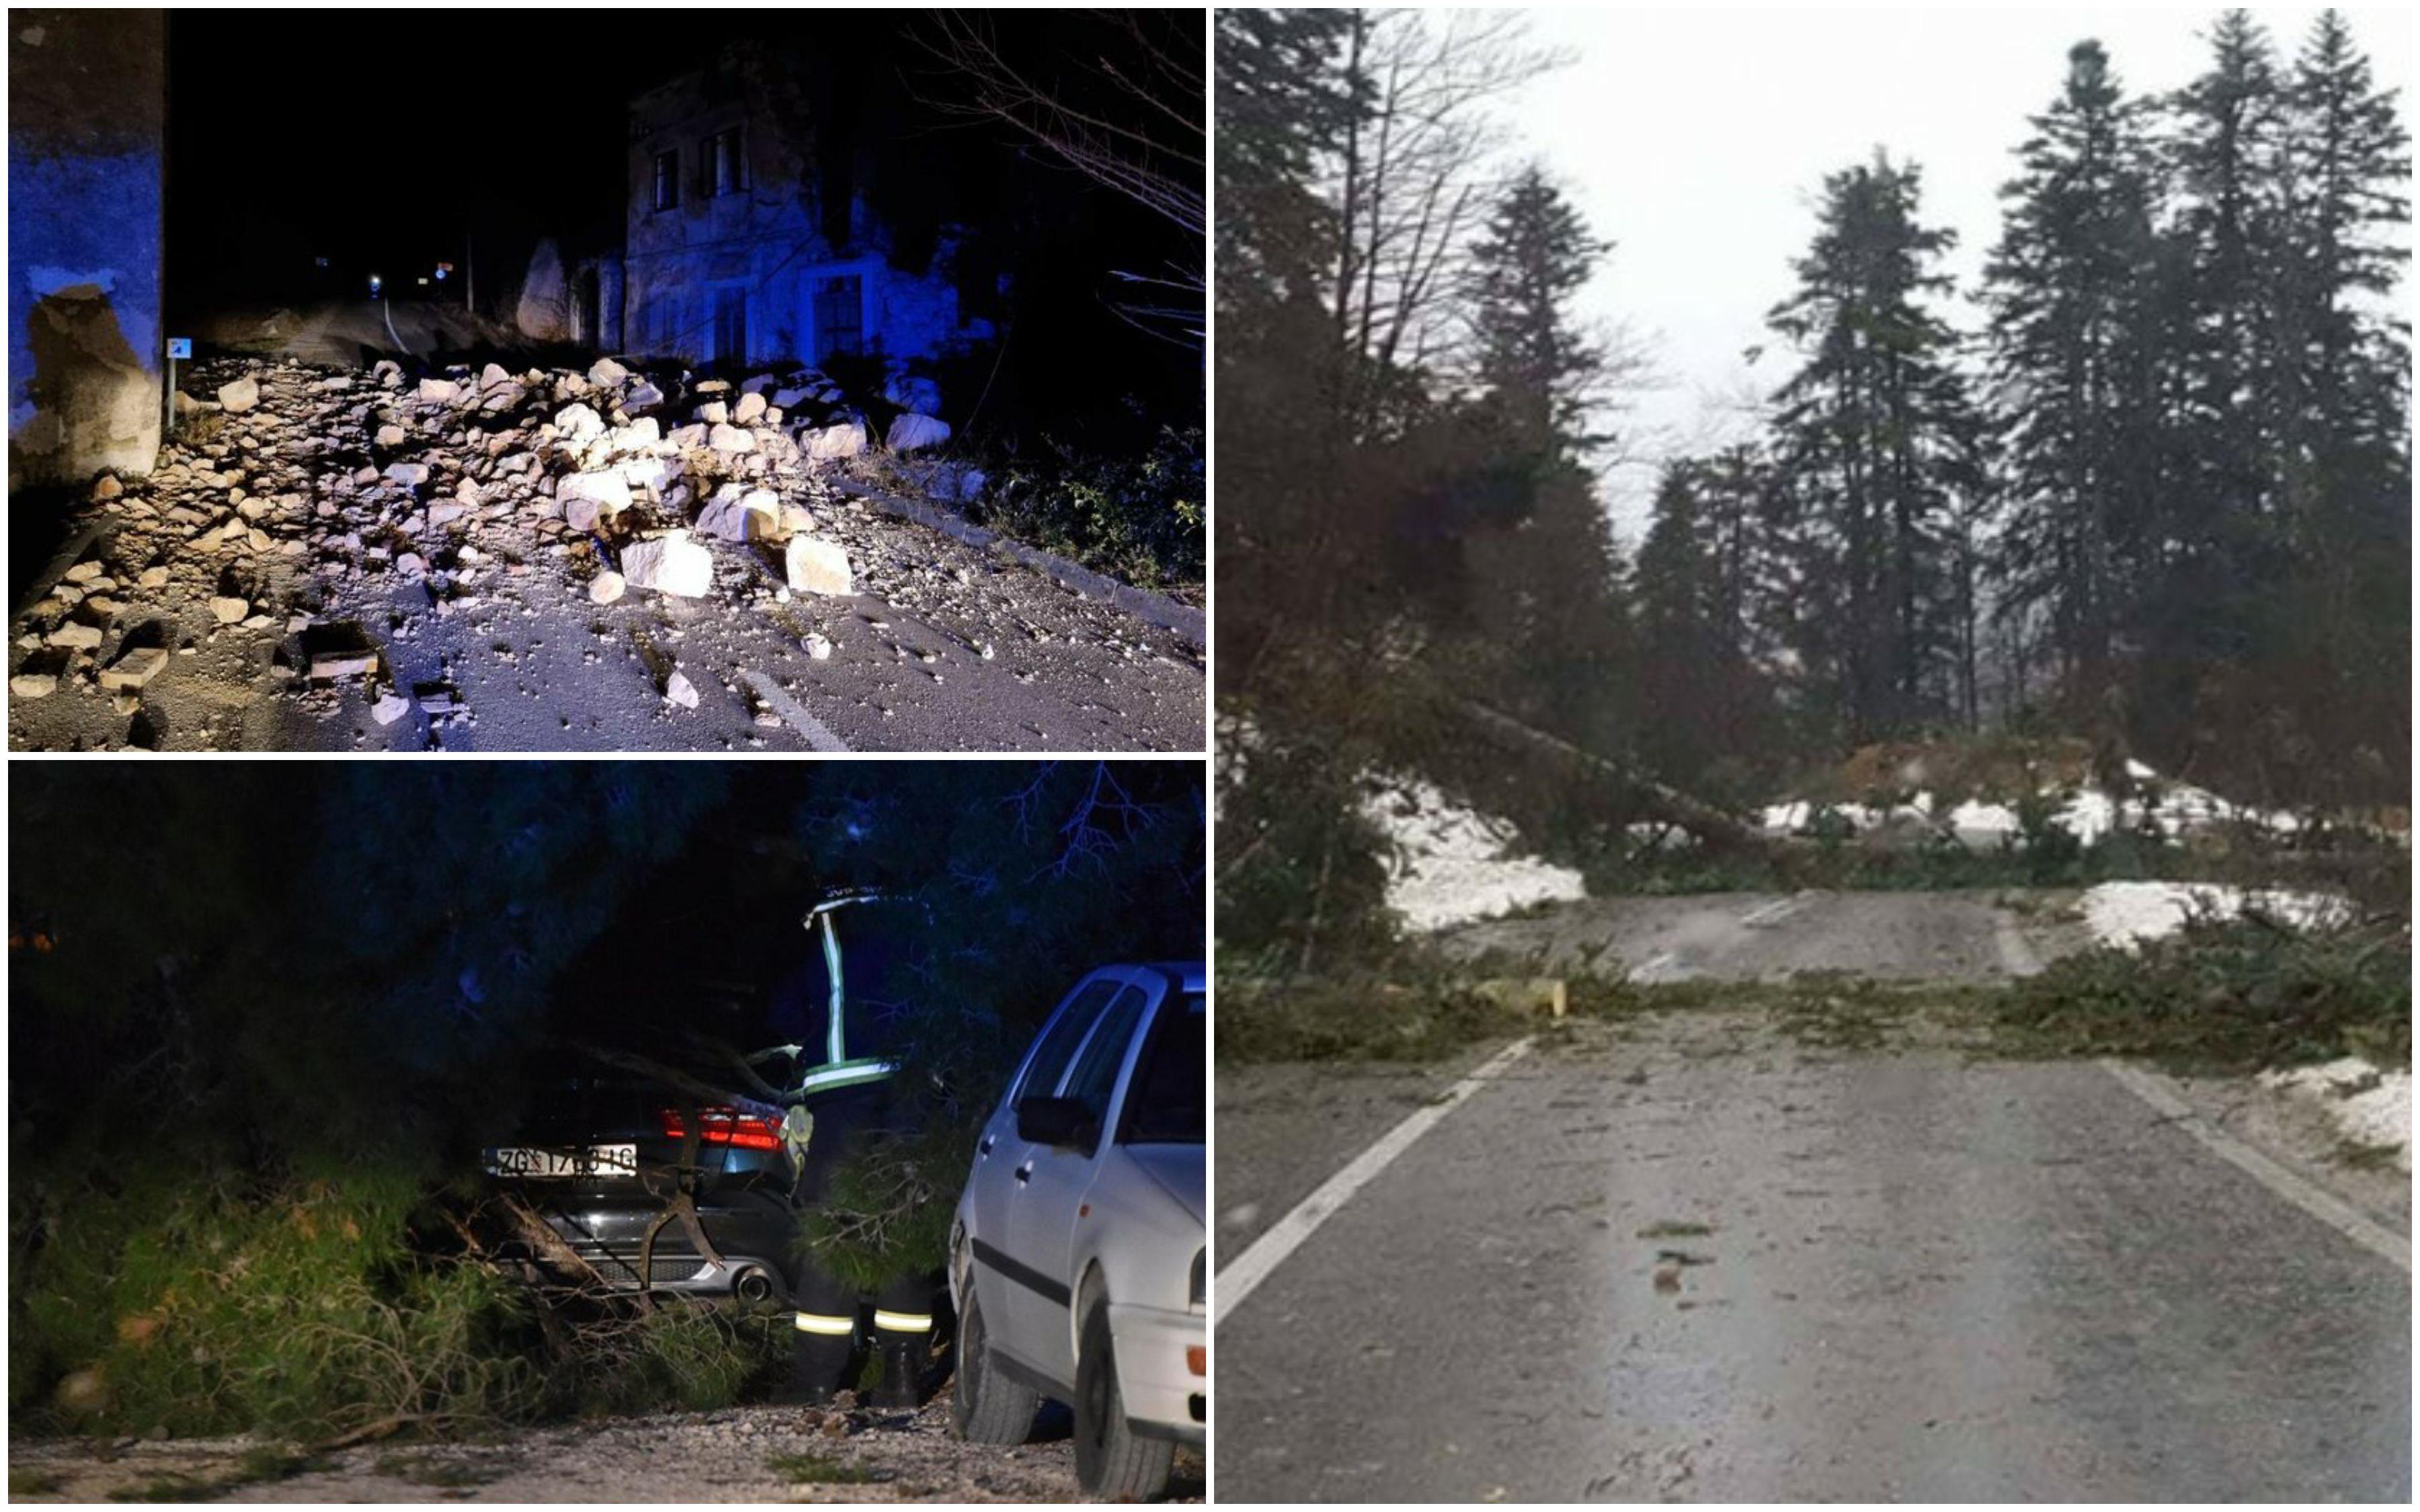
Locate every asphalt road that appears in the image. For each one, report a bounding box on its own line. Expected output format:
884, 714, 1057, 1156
1215, 892, 2411, 1503
1439, 887, 2052, 983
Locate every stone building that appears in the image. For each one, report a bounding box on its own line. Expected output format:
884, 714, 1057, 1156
614, 45, 992, 409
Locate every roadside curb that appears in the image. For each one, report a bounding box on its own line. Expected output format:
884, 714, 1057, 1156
2101, 1058, 2411, 1271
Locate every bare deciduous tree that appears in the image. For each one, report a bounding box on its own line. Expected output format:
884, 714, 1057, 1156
918, 9, 1205, 345
1325, 10, 1567, 404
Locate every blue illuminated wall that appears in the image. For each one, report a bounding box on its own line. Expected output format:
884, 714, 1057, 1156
8, 10, 166, 487
620, 50, 992, 399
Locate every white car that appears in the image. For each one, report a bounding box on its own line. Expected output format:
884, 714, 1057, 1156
948, 962, 1205, 1499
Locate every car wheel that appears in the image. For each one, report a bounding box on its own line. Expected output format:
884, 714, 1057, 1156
1075, 1301, 1174, 1501
950, 1290, 1041, 1445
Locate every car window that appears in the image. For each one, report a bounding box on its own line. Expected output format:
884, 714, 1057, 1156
1013, 978, 1119, 1105
1060, 984, 1152, 1134
1121, 993, 1205, 1145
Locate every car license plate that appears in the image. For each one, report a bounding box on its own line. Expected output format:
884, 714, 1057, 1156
483, 1144, 637, 1179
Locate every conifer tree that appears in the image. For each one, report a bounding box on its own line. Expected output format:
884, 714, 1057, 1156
1457, 167, 1634, 753
1766, 153, 1978, 742
1982, 40, 2168, 691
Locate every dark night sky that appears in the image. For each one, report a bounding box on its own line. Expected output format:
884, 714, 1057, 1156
164, 10, 1194, 302
169, 11, 701, 292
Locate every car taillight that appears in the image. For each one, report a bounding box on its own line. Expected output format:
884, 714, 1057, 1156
658, 1106, 782, 1152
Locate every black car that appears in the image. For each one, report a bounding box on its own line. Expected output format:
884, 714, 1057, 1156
482, 1063, 806, 1305
479, 888, 927, 1320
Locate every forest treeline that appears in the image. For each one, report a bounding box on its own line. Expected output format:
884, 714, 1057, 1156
1216, 8, 2409, 961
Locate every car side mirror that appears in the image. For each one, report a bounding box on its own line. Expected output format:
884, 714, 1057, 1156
1016, 1097, 1096, 1149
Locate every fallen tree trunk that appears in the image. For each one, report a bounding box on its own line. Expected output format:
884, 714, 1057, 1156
1453, 698, 1759, 851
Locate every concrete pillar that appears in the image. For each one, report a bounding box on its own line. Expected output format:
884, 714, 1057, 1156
8, 10, 167, 487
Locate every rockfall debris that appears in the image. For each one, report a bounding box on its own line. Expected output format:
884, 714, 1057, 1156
10, 358, 894, 743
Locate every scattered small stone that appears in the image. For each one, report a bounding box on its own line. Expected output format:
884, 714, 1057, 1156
310, 650, 380, 681
217, 376, 259, 414
799, 420, 865, 462
805, 633, 834, 661
589, 571, 627, 605
620, 532, 714, 597
664, 670, 700, 709
371, 691, 414, 726
887, 413, 951, 453
11, 673, 58, 698
785, 536, 855, 596
46, 622, 102, 650
558, 471, 631, 531
97, 645, 170, 691
208, 595, 248, 624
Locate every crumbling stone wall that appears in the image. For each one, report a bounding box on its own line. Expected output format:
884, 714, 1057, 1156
9, 10, 166, 487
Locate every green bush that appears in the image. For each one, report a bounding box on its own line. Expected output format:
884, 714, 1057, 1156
794, 1120, 966, 1292
569, 1302, 784, 1419
11, 1169, 543, 1441
978, 424, 1204, 592
1994, 914, 2411, 1072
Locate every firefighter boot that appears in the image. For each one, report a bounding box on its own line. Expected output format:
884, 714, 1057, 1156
869, 1296, 935, 1409
788, 1267, 862, 1405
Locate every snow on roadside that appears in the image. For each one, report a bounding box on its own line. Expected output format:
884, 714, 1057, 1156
2081, 880, 2403, 1167
2078, 880, 2355, 950
2259, 1058, 2412, 1169
1365, 780, 1586, 933
1760, 761, 2301, 847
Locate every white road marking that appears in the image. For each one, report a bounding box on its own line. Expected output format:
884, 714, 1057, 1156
2101, 1059, 2410, 1273
1213, 1036, 1535, 1325
1738, 894, 1805, 928
1993, 913, 2044, 977
737, 670, 850, 751
1630, 950, 1681, 983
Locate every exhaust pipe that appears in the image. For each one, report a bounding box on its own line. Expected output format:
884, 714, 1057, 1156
733, 1267, 774, 1304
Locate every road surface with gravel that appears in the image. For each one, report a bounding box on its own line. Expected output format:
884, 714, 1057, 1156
9, 1393, 1204, 1503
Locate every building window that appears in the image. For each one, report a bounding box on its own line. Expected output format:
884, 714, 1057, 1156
651, 150, 679, 212
711, 286, 748, 366
707, 129, 745, 197
813, 274, 864, 364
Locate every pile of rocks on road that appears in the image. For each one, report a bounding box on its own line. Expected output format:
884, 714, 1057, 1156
10, 352, 961, 732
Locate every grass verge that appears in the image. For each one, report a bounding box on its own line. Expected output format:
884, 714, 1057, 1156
768, 1452, 887, 1486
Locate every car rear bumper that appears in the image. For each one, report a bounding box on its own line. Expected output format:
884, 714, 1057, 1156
1108, 1301, 1205, 1445
559, 1247, 792, 1302
499, 1195, 795, 1302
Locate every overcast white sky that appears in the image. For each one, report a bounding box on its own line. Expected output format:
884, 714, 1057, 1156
1492, 7, 2413, 540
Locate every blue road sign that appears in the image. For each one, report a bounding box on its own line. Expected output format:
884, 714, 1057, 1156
166, 337, 192, 360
